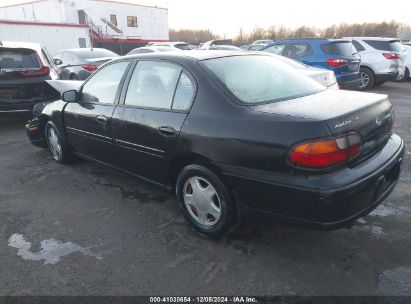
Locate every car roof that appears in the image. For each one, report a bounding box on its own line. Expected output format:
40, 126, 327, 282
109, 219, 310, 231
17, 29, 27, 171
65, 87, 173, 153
0, 41, 43, 53
59, 48, 115, 53
119, 50, 261, 62
344, 37, 399, 41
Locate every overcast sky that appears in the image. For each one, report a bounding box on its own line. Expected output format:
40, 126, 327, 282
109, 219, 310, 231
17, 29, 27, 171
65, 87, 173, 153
2, 0, 410, 37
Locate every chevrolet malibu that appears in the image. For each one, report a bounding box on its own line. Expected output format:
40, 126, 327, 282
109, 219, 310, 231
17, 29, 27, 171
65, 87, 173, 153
26, 51, 404, 237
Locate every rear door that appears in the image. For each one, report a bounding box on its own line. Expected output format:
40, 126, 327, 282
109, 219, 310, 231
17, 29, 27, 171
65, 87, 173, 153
112, 60, 196, 184
283, 43, 316, 64
63, 60, 131, 163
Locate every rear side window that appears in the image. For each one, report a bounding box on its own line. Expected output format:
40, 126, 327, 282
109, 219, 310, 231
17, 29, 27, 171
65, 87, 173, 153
172, 72, 195, 111
202, 55, 325, 104
284, 43, 314, 58
352, 40, 365, 52
364, 40, 403, 52
321, 42, 357, 56
0, 48, 40, 69
263, 44, 286, 55
125, 61, 182, 109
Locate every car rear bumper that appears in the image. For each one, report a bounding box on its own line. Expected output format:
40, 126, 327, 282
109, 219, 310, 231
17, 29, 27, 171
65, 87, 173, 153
376, 72, 399, 83
338, 78, 361, 90
219, 134, 404, 230
26, 117, 47, 148
0, 102, 36, 114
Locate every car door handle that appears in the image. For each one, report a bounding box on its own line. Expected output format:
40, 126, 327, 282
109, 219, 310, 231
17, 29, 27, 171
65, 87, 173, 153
158, 126, 176, 137
96, 115, 108, 123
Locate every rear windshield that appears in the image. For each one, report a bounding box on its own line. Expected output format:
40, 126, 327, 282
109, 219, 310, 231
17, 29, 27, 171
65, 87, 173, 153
77, 49, 119, 59
0, 48, 40, 69
321, 42, 357, 56
364, 40, 403, 52
202, 55, 325, 104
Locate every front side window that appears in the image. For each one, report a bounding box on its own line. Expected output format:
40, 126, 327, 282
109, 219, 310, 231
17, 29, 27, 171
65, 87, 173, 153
125, 61, 182, 109
263, 44, 286, 55
81, 61, 130, 104
202, 55, 325, 104
127, 16, 138, 27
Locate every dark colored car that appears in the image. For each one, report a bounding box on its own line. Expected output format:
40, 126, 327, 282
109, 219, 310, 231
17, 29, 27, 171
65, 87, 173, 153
0, 41, 59, 114
26, 51, 404, 237
53, 48, 119, 80
262, 39, 361, 89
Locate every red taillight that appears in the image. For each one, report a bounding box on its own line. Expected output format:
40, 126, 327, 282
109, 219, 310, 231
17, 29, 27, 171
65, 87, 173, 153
21, 66, 50, 77
326, 58, 348, 67
383, 53, 400, 60
82, 65, 98, 72
289, 133, 362, 169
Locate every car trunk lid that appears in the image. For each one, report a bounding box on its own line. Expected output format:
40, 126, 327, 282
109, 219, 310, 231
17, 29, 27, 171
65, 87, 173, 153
250, 90, 393, 162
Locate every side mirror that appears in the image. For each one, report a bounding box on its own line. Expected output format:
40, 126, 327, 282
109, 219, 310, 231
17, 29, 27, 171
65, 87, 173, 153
62, 90, 78, 103
53, 58, 63, 65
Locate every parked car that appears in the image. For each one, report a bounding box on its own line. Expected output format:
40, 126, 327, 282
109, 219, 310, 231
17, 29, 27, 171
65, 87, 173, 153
343, 37, 407, 89
149, 42, 192, 50
53, 48, 119, 80
395, 44, 410, 81
209, 45, 243, 51
26, 51, 404, 237
272, 54, 338, 89
252, 39, 273, 45
200, 39, 234, 50
0, 41, 59, 114
241, 44, 266, 51
127, 46, 180, 55
261, 39, 361, 90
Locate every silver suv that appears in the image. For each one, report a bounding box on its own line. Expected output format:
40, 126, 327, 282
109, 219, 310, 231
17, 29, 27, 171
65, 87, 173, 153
343, 37, 406, 90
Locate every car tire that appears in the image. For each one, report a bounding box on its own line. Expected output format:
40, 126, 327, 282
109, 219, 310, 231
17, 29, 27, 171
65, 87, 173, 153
176, 164, 236, 238
358, 67, 375, 90
395, 68, 409, 82
45, 122, 71, 164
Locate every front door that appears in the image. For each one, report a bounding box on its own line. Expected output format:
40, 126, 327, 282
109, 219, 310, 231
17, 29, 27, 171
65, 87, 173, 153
64, 60, 131, 163
112, 60, 196, 184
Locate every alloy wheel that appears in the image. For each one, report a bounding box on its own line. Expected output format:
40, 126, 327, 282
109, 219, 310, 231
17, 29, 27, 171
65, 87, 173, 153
360, 71, 369, 88
183, 176, 222, 226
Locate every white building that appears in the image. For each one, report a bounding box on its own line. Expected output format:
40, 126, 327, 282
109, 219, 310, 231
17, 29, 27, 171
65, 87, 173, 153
0, 0, 169, 54
0, 20, 91, 54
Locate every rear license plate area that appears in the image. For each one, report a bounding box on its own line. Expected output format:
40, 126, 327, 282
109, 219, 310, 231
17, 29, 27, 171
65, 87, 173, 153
374, 162, 401, 200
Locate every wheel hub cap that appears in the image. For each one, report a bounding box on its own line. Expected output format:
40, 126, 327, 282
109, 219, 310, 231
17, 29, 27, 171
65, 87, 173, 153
183, 176, 221, 226
48, 128, 61, 159
360, 72, 369, 88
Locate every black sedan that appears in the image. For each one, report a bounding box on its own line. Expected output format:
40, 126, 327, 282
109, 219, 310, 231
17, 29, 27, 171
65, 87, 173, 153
53, 48, 119, 80
26, 51, 404, 237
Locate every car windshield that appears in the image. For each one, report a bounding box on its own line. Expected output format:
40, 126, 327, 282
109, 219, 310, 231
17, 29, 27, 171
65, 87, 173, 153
202, 55, 325, 104
321, 41, 357, 56
76, 49, 119, 59
0, 48, 40, 69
